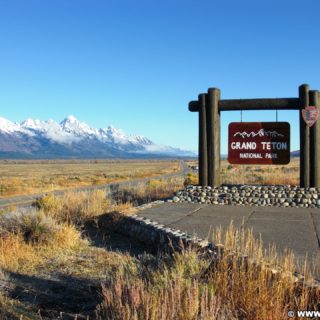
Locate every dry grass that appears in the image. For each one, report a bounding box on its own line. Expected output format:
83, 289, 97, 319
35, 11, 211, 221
1, 176, 318, 318
0, 205, 17, 216
211, 223, 318, 319
185, 158, 299, 186
184, 172, 198, 186
0, 292, 22, 320
35, 189, 115, 226
0, 213, 86, 273
97, 251, 235, 320
0, 189, 135, 274
0, 229, 136, 319
0, 209, 59, 244
114, 177, 185, 206
0, 190, 138, 318
97, 222, 319, 320
0, 159, 180, 197
221, 158, 299, 185
144, 178, 185, 198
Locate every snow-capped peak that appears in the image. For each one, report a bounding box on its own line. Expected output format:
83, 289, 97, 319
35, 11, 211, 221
106, 125, 125, 137
21, 118, 44, 129
60, 115, 97, 137
60, 115, 80, 127
0, 117, 28, 134
107, 125, 118, 132
0, 117, 16, 128
61, 115, 78, 123
0, 115, 195, 157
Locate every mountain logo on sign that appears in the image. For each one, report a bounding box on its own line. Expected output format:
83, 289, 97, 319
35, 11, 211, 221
234, 129, 284, 139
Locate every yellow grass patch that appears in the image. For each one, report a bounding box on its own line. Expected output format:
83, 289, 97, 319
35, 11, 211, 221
0, 225, 87, 274
0, 234, 41, 273
117, 177, 185, 204
0, 159, 181, 198
36, 189, 114, 225
186, 158, 299, 186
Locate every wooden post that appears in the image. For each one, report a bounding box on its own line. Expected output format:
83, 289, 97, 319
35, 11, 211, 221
310, 90, 320, 187
198, 94, 208, 186
206, 88, 221, 187
299, 84, 310, 188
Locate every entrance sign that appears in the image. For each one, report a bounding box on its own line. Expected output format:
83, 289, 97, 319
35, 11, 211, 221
228, 122, 290, 165
189, 84, 320, 188
302, 106, 319, 127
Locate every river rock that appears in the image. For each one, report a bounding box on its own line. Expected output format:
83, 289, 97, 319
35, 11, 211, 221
170, 184, 320, 209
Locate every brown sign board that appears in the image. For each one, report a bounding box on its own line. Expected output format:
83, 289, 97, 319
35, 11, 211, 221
228, 122, 290, 165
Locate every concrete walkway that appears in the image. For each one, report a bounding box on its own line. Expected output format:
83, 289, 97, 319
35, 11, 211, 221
138, 203, 320, 278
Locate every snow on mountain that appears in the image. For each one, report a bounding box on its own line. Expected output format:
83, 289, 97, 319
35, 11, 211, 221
60, 115, 100, 138
21, 117, 79, 144
0, 115, 194, 158
142, 144, 192, 156
104, 125, 153, 146
0, 117, 32, 135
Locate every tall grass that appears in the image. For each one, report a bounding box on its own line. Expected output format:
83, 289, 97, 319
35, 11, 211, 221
210, 223, 318, 319
0, 293, 17, 320
97, 249, 235, 320
97, 223, 319, 320
35, 189, 114, 225
115, 177, 185, 206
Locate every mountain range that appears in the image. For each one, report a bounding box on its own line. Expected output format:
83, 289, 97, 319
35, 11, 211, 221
0, 115, 194, 159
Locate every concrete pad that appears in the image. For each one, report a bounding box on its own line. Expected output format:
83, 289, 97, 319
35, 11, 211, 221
247, 210, 319, 257
137, 203, 205, 225
167, 205, 253, 240
138, 203, 320, 277
248, 207, 311, 221
169, 216, 217, 240
188, 204, 253, 220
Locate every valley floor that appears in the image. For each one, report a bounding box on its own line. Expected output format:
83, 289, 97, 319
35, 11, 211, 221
0, 159, 181, 198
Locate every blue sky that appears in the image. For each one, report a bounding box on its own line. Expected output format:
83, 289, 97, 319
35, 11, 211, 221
0, 0, 319, 153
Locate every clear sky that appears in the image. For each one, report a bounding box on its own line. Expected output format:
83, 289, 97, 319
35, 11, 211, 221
0, 0, 319, 153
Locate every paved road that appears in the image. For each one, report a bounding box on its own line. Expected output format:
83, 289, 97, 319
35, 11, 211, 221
0, 161, 190, 209
138, 203, 320, 278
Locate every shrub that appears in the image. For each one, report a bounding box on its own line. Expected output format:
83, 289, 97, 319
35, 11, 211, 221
36, 190, 111, 225
0, 209, 58, 244
35, 193, 62, 213
0, 210, 87, 273
184, 173, 198, 186
51, 223, 87, 250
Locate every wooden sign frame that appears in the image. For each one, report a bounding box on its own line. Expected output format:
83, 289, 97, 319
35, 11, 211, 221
188, 84, 320, 188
